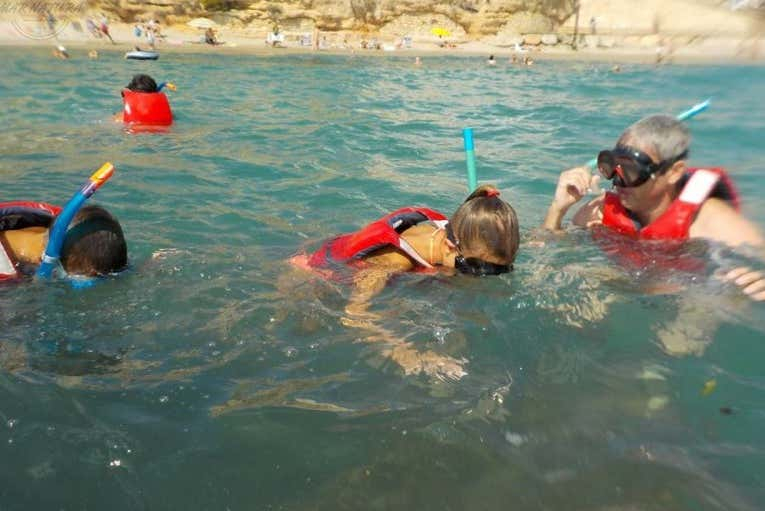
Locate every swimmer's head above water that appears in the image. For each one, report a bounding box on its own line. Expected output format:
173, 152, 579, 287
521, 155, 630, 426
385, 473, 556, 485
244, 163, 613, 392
60, 205, 127, 277
446, 185, 519, 275
126, 74, 158, 93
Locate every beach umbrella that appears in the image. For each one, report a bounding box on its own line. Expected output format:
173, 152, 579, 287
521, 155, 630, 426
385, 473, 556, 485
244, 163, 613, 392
187, 17, 217, 29
430, 27, 451, 37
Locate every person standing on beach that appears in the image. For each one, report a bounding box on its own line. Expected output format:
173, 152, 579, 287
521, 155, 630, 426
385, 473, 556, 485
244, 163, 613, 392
100, 14, 115, 44
146, 24, 155, 49
45, 10, 56, 34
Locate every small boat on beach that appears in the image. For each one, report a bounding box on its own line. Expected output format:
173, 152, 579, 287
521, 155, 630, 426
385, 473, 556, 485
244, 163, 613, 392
125, 49, 159, 60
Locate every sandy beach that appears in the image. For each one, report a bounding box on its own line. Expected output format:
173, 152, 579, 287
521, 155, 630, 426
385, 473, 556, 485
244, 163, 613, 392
1, 15, 763, 65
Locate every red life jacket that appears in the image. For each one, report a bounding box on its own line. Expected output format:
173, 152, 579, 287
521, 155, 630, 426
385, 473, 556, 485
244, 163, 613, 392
122, 90, 173, 125
307, 207, 448, 269
0, 201, 61, 280
597, 167, 740, 274
602, 167, 739, 240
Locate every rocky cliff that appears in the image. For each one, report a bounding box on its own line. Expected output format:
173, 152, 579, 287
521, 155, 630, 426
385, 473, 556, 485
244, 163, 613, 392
95, 0, 578, 37
90, 0, 764, 43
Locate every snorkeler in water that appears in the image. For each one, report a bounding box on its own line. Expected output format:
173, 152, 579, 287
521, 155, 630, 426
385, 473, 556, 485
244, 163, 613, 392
298, 185, 518, 279
291, 185, 519, 380
0, 204, 127, 280
119, 73, 174, 125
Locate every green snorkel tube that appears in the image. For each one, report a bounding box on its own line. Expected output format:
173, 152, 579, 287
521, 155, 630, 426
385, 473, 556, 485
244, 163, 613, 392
463, 127, 478, 192
36, 162, 115, 280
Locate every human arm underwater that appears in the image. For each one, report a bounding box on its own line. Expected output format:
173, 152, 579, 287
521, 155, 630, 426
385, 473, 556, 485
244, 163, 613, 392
692, 198, 765, 301
342, 256, 468, 381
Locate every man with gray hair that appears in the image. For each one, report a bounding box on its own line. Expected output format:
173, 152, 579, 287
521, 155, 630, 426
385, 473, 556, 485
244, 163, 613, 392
543, 114, 765, 300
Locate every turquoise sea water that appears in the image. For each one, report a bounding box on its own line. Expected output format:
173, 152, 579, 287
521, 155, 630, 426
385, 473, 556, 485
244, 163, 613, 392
1, 48, 765, 510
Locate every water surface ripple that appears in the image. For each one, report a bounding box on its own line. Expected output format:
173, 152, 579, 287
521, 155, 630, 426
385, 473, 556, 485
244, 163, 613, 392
1, 49, 764, 510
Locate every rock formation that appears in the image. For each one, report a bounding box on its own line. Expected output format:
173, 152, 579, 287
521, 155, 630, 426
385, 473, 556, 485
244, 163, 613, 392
94, 0, 578, 37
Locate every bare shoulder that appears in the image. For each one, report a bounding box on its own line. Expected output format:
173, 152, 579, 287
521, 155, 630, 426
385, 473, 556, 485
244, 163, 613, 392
572, 194, 605, 228
691, 198, 764, 247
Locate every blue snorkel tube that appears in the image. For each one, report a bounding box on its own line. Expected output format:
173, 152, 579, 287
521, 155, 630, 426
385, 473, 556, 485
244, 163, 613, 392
463, 128, 478, 192
36, 162, 115, 279
584, 99, 711, 170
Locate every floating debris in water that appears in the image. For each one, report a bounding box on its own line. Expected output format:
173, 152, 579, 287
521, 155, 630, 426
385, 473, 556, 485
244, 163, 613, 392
505, 431, 526, 447
151, 248, 188, 260
543, 468, 576, 483
647, 395, 669, 412
433, 326, 450, 344
109, 459, 122, 467
637, 364, 669, 381
719, 406, 735, 415
701, 379, 717, 396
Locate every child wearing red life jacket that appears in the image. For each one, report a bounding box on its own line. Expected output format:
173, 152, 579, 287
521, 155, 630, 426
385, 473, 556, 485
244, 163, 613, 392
290, 185, 520, 380
119, 74, 173, 126
0, 204, 127, 281
295, 185, 519, 279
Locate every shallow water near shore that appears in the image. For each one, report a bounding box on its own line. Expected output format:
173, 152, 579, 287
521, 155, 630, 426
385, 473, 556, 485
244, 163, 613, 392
1, 48, 765, 510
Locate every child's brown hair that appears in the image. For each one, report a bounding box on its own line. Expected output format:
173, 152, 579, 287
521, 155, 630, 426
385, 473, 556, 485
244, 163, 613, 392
449, 185, 519, 265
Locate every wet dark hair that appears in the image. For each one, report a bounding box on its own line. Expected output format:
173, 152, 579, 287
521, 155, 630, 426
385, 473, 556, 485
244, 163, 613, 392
61, 205, 127, 277
126, 74, 158, 93
449, 185, 519, 265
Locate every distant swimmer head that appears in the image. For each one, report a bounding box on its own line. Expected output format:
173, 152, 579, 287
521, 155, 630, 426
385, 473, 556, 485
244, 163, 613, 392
61, 205, 127, 277
126, 74, 158, 93
446, 185, 519, 276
